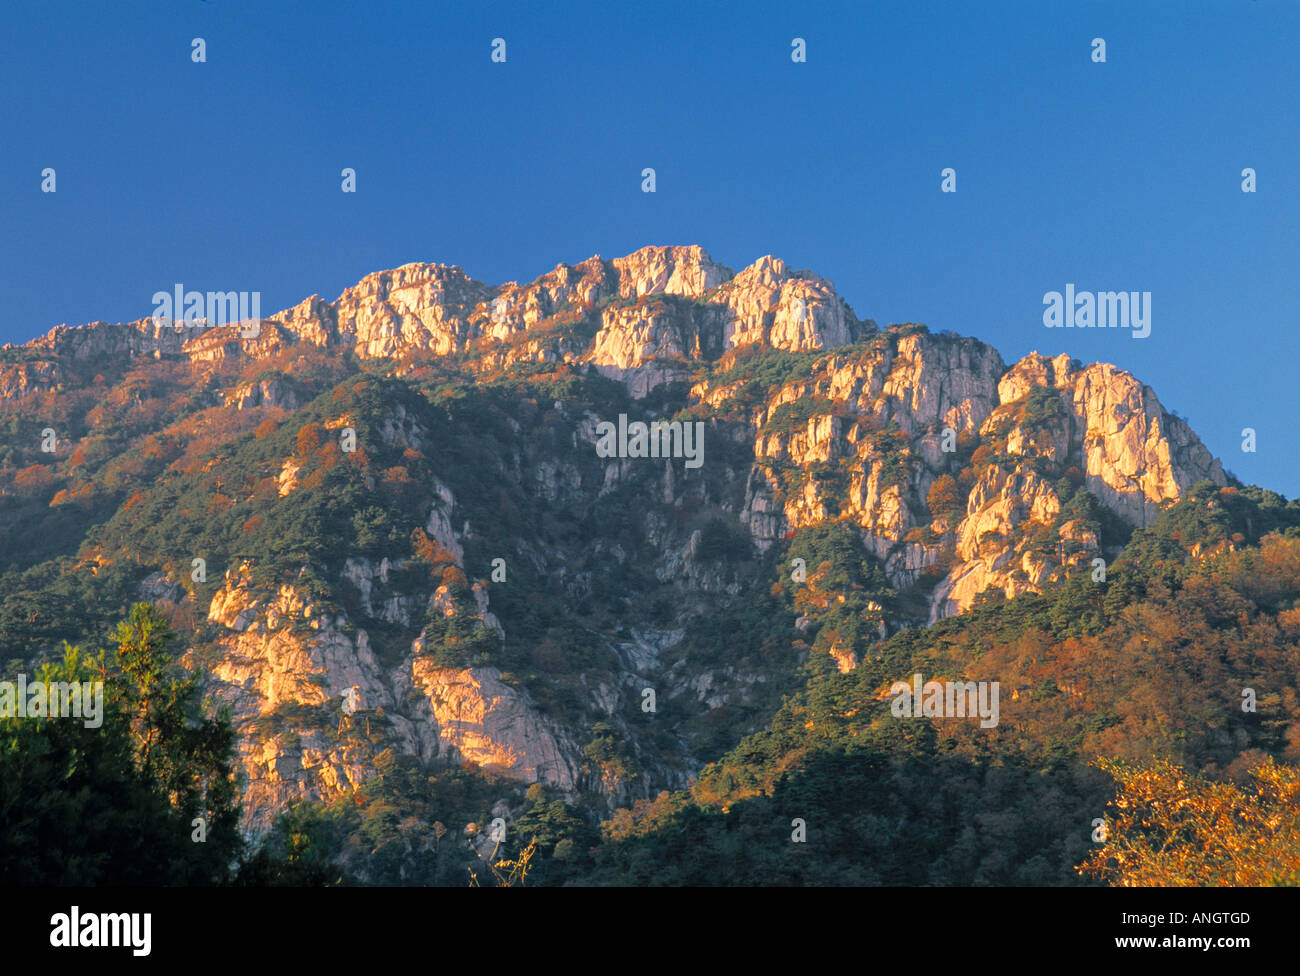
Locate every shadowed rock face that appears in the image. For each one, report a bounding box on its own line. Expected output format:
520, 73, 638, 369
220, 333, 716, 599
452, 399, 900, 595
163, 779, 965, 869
0, 246, 1227, 832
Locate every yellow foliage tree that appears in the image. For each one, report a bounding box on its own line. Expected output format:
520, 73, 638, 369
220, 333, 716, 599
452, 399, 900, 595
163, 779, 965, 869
1079, 757, 1300, 886
468, 838, 537, 887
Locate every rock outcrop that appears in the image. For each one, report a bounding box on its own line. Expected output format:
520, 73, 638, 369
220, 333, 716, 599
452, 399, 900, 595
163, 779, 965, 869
2, 245, 1231, 833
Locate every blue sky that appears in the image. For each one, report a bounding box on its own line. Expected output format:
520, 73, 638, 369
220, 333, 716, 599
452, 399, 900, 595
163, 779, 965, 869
1, 1, 1296, 495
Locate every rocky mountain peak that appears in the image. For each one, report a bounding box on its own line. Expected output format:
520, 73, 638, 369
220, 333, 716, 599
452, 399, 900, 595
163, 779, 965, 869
10, 246, 871, 386
610, 244, 732, 299
0, 247, 1240, 833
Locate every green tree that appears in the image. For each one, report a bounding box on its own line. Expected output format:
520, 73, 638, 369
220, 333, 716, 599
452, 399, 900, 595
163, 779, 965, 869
0, 606, 243, 884
109, 602, 242, 874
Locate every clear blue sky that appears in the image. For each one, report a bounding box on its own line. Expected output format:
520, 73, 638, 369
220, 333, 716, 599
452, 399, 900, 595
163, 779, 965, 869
1, 1, 1295, 495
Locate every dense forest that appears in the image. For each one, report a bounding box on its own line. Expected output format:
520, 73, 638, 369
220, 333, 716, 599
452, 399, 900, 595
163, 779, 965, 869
5, 480, 1298, 885
2, 310, 1298, 886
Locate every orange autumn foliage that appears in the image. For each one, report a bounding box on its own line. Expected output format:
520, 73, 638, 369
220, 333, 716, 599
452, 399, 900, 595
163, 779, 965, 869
1079, 757, 1300, 886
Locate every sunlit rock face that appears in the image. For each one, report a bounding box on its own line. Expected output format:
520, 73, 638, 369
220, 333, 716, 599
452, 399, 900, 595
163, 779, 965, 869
5, 245, 1228, 832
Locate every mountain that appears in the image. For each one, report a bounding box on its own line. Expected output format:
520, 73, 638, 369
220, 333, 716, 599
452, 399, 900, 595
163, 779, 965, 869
0, 246, 1263, 865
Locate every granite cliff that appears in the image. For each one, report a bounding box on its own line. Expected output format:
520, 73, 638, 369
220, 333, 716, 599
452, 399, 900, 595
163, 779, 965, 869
0, 245, 1228, 834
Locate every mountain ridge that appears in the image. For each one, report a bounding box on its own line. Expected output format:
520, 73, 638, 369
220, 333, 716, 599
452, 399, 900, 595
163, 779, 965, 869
0, 243, 1235, 837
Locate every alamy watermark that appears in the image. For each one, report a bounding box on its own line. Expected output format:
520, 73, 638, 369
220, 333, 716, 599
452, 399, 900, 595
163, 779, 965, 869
0, 674, 103, 728
151, 283, 261, 338
50, 907, 150, 956
595, 414, 705, 469
1043, 284, 1150, 339
890, 672, 1000, 728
